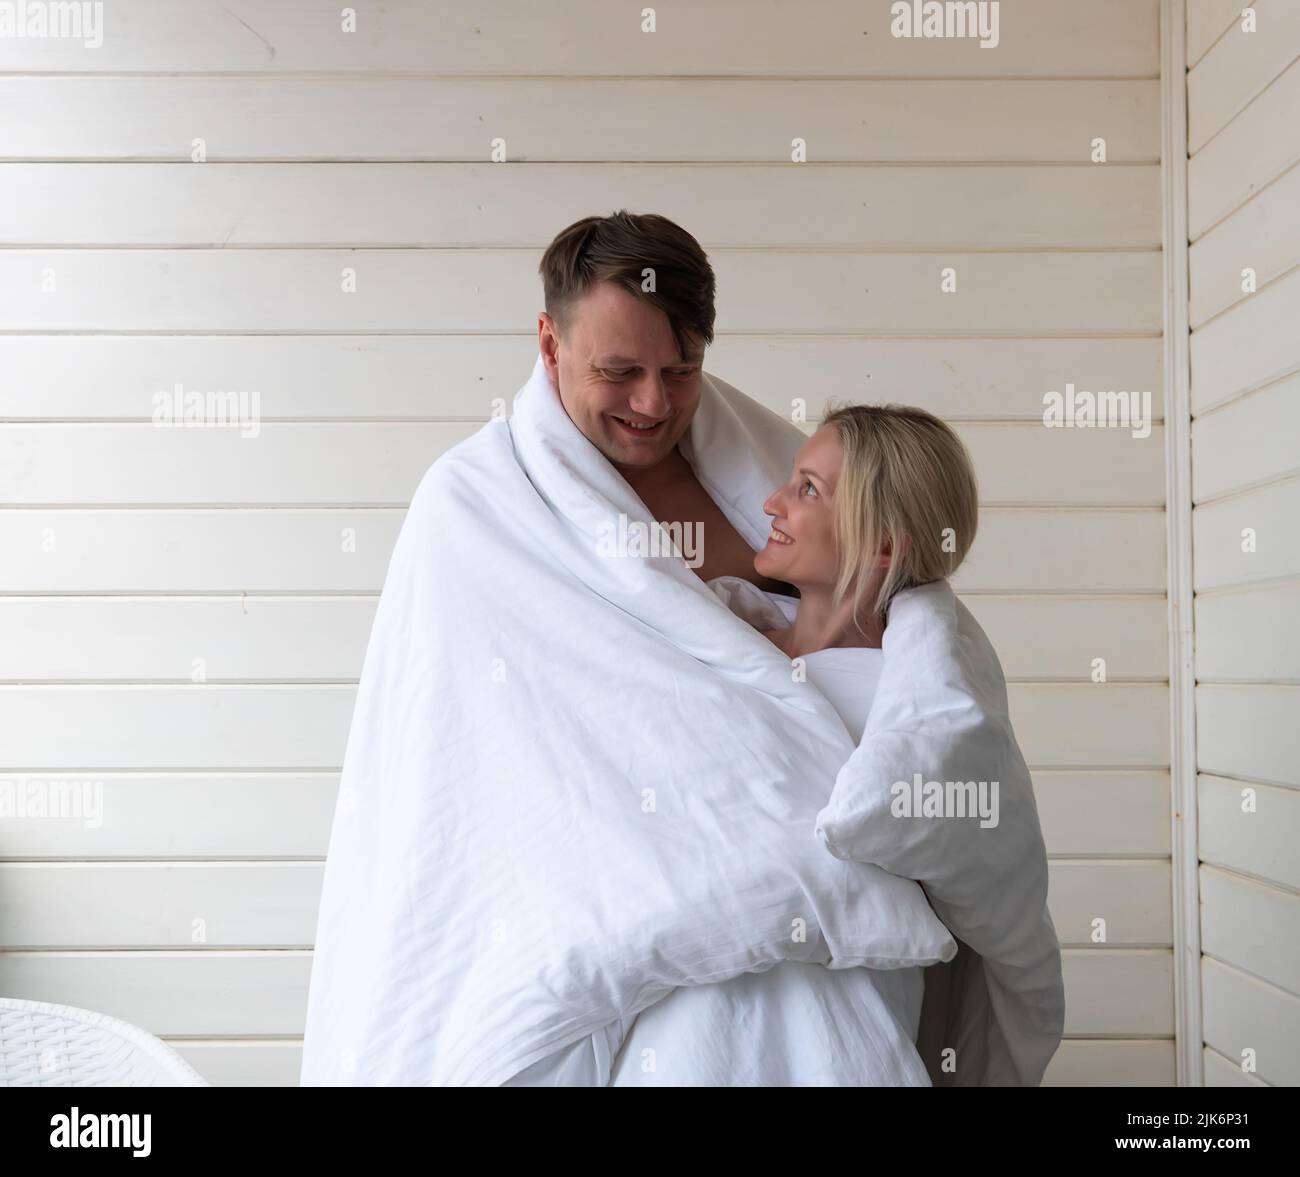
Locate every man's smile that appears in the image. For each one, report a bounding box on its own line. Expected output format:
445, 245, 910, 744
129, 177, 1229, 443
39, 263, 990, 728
610, 413, 668, 438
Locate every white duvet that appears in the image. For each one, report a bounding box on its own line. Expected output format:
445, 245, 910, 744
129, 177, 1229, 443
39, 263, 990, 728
509, 959, 931, 1087
507, 594, 933, 1088
300, 355, 958, 1087
816, 579, 1066, 1085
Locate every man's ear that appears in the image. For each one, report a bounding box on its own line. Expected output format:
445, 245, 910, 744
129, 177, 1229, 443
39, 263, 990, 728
538, 314, 561, 384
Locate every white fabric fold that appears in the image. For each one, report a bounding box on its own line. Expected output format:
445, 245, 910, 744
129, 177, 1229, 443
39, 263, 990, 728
815, 580, 1065, 1085
300, 355, 956, 1087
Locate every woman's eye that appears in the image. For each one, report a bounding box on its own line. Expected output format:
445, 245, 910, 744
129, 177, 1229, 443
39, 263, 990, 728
801, 480, 818, 498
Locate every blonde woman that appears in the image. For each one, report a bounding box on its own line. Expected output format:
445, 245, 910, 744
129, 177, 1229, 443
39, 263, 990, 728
604, 402, 981, 1087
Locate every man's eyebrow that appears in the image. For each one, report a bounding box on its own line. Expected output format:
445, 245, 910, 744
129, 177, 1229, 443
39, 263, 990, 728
593, 356, 703, 367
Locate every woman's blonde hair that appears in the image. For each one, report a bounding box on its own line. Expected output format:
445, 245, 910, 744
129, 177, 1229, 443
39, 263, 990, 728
821, 402, 979, 624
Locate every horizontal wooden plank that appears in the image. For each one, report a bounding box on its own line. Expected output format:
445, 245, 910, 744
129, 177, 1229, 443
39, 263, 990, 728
168, 1039, 302, 1087
0, 595, 1166, 683
0, 773, 336, 858
0, 0, 1160, 77
0, 510, 404, 593
1197, 685, 1300, 788
0, 860, 1167, 950
1, 162, 1163, 249
0, 424, 475, 506
965, 597, 1168, 681
1045, 1038, 1174, 1086
0, 421, 1167, 508
1187, 0, 1300, 153
0, 685, 355, 770
1007, 684, 1169, 768
0, 770, 1168, 861
1190, 266, 1300, 412
0, 598, 376, 682
956, 510, 1167, 594
0, 507, 1168, 593
0, 335, 1166, 423
0, 949, 312, 1036
0, 249, 1164, 334
1188, 57, 1300, 237
1189, 164, 1300, 327
0, 947, 1168, 1039
1192, 476, 1300, 591
1035, 772, 1170, 857
1187, 0, 1250, 67
1200, 865, 1300, 996
0, 78, 1161, 162
1049, 860, 1171, 947
1195, 581, 1300, 682
1192, 375, 1300, 501
0, 682, 1168, 771
1199, 775, 1300, 893
0, 863, 322, 948
1061, 949, 1173, 1036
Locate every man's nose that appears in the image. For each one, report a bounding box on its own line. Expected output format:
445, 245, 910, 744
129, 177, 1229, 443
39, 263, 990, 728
626, 375, 671, 418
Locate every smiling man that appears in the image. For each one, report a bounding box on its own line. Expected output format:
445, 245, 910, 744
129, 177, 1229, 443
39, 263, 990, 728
536, 211, 792, 592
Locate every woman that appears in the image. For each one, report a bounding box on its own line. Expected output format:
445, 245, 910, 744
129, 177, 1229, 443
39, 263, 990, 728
506, 402, 980, 1086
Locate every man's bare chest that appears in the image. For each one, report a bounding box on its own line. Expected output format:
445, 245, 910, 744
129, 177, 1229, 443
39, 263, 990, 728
638, 480, 790, 593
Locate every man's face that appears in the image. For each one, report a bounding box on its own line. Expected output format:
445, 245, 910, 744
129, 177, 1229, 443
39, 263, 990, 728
539, 281, 705, 472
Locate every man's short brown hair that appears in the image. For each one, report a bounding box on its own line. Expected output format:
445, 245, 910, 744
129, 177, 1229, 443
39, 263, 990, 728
538, 210, 717, 362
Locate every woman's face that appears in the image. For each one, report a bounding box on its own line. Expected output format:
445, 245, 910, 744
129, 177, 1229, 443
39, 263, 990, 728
754, 425, 843, 589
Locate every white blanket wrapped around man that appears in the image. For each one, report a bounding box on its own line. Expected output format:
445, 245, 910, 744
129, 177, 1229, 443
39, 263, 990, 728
300, 354, 1063, 1086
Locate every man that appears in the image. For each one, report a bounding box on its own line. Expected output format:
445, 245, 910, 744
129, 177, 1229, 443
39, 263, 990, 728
535, 210, 792, 593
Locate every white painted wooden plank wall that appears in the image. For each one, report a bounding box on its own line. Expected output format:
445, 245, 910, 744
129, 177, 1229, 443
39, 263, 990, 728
0, 0, 1172, 1086
1185, 0, 1300, 1088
